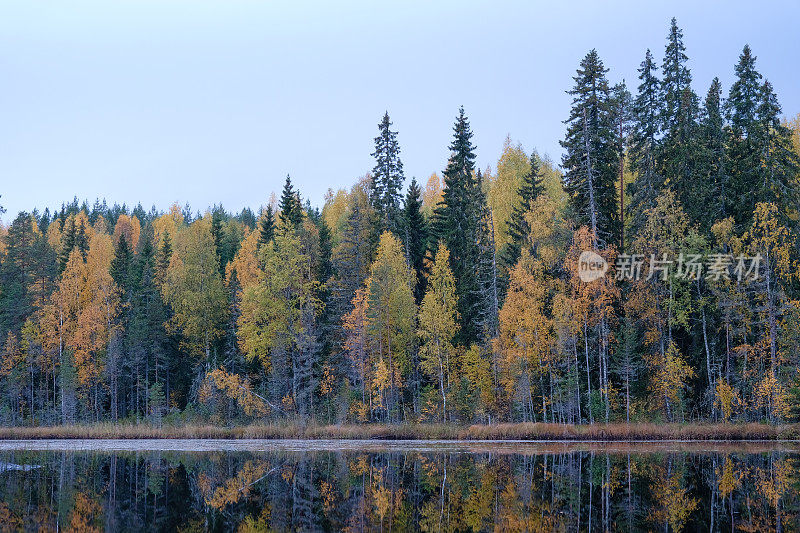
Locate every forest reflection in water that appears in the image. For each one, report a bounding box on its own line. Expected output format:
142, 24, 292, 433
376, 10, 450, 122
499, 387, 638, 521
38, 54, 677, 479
0, 440, 797, 532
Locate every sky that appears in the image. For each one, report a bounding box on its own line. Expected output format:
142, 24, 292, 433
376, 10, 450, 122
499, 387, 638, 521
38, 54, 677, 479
1, 0, 799, 222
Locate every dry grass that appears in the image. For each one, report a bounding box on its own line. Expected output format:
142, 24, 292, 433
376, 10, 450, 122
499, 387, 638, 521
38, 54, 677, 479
461, 422, 799, 441
0, 422, 796, 441
0, 422, 463, 441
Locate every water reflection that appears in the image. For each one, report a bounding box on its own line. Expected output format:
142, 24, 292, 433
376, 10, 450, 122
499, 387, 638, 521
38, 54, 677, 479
0, 441, 797, 532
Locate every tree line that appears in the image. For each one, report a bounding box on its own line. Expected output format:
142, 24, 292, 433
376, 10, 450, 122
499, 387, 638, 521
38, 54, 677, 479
1, 18, 800, 426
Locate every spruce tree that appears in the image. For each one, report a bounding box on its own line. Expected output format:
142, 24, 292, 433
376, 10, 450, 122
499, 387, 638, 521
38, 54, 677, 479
258, 205, 275, 247
694, 77, 728, 229
129, 229, 170, 417
668, 86, 701, 222
402, 177, 428, 304
0, 213, 55, 337
279, 174, 303, 226
659, 19, 700, 209
370, 112, 405, 234
726, 45, 761, 134
110, 231, 134, 418
725, 45, 763, 227
132, 203, 147, 225
74, 218, 89, 261
155, 230, 172, 286
330, 187, 378, 363
610, 81, 632, 249
754, 80, 800, 213
431, 107, 485, 345
238, 207, 256, 231
499, 151, 544, 287
314, 219, 336, 367
210, 205, 226, 276
560, 49, 620, 245
660, 18, 693, 133
58, 217, 76, 272
39, 208, 51, 233
110, 235, 132, 298
473, 168, 500, 341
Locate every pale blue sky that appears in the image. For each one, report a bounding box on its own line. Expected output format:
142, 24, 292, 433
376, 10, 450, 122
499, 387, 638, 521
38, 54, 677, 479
1, 0, 798, 221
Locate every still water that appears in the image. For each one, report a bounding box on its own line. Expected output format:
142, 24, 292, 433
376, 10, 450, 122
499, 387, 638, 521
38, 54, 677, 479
0, 439, 796, 532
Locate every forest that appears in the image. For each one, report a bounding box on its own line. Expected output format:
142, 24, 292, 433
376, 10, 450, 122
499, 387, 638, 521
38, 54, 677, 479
1, 18, 799, 429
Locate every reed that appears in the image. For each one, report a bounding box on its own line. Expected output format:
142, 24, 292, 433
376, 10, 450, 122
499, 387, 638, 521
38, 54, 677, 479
0, 422, 797, 441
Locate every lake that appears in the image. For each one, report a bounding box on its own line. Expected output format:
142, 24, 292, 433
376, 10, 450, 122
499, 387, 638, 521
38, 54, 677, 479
0, 439, 796, 531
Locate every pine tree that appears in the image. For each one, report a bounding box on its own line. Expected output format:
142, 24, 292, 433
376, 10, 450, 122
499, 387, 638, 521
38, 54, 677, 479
431, 107, 485, 346
258, 205, 275, 247
279, 175, 303, 227
401, 177, 428, 304
560, 50, 621, 245
499, 151, 544, 286
370, 112, 405, 234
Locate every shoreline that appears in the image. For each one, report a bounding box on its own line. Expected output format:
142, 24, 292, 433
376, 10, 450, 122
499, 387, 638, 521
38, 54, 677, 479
0, 422, 797, 441
0, 438, 797, 454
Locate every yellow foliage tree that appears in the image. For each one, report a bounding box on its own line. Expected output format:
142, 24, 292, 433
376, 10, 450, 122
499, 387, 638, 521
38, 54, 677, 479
422, 173, 443, 216
714, 378, 738, 422
497, 253, 553, 422
113, 214, 141, 250
363, 231, 416, 421
198, 368, 268, 416
40, 233, 121, 421
162, 217, 228, 363
652, 342, 696, 421
488, 137, 531, 253
418, 243, 459, 421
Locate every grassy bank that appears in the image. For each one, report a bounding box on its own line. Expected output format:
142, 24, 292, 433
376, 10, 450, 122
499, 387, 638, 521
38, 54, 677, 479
0, 422, 798, 441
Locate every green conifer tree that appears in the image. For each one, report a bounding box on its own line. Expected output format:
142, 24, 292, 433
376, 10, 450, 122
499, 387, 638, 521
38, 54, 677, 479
279, 174, 303, 226
402, 177, 428, 304
370, 112, 405, 234
560, 50, 621, 245
259, 205, 275, 247
431, 107, 485, 345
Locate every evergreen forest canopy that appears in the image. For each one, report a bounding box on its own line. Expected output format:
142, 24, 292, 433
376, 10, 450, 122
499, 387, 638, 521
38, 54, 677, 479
1, 18, 800, 427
